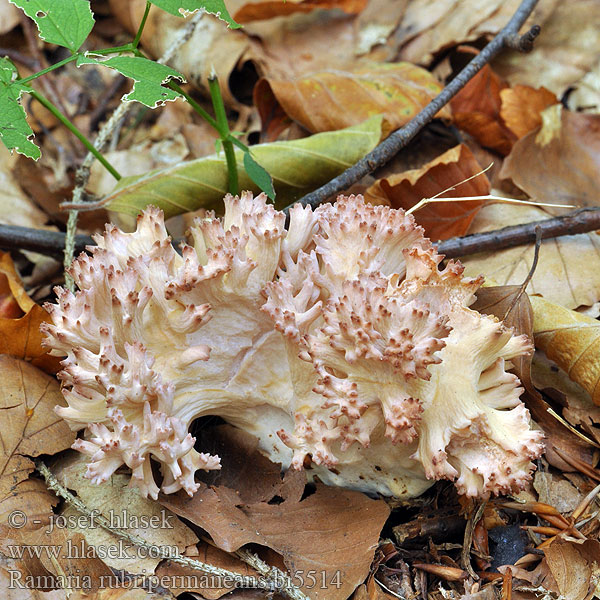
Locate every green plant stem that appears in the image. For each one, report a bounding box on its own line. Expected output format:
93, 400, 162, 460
18, 54, 78, 84
133, 1, 152, 48
29, 89, 121, 181
208, 75, 238, 195
169, 81, 217, 128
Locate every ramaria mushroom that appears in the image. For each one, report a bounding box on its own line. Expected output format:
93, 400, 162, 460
42, 193, 544, 500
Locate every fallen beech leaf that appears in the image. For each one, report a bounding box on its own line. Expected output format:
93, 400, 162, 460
460, 202, 600, 310
450, 65, 516, 155
255, 62, 449, 139
103, 116, 382, 218
365, 144, 489, 240
532, 353, 600, 447
494, 0, 600, 98
498, 562, 559, 594
0, 566, 63, 599
395, 0, 557, 65
533, 472, 582, 513
530, 295, 600, 405
0, 252, 61, 374
352, 577, 399, 599
543, 539, 600, 600
160, 428, 389, 600
501, 105, 600, 207
0, 357, 75, 530
499, 85, 558, 139
234, 0, 367, 23
53, 453, 198, 575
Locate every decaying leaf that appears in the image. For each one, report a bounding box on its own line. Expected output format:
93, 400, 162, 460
0, 356, 75, 530
365, 144, 489, 240
501, 104, 600, 207
499, 85, 558, 139
460, 202, 600, 310
395, 0, 556, 65
450, 65, 516, 155
530, 295, 600, 405
160, 427, 390, 600
102, 116, 382, 218
543, 539, 600, 600
0, 252, 61, 373
494, 0, 600, 98
52, 453, 198, 575
234, 0, 367, 23
254, 62, 449, 139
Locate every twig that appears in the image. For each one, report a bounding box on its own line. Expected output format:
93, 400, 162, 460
437, 207, 600, 259
4, 207, 600, 261
35, 459, 310, 600
61, 10, 206, 291
288, 0, 541, 211
461, 501, 486, 580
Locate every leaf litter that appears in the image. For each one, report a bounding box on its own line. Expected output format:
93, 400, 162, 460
3, 1, 600, 599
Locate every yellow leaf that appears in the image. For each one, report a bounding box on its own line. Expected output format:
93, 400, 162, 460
530, 295, 600, 405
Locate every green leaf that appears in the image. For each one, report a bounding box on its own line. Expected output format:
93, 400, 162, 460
77, 55, 184, 108
149, 0, 240, 28
244, 151, 274, 200
0, 58, 39, 160
9, 0, 94, 52
102, 115, 383, 219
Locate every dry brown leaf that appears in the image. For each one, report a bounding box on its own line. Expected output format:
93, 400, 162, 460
395, 0, 556, 65
494, 0, 600, 98
460, 202, 600, 310
0, 356, 75, 528
498, 563, 559, 595
530, 295, 600, 405
532, 472, 582, 513
160, 427, 389, 600
365, 144, 488, 241
531, 352, 600, 447
352, 577, 399, 599
543, 539, 600, 600
499, 85, 558, 139
53, 453, 198, 575
0, 253, 62, 373
0, 0, 21, 34
0, 566, 64, 599
450, 65, 516, 155
234, 0, 367, 23
501, 105, 600, 208
254, 62, 449, 140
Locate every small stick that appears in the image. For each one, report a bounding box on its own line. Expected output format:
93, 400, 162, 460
35, 459, 310, 600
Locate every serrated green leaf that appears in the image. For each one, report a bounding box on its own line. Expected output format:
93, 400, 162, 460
102, 115, 383, 219
150, 0, 240, 28
77, 55, 184, 108
0, 58, 39, 160
9, 0, 94, 52
243, 151, 274, 200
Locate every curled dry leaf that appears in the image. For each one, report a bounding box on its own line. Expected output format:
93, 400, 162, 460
254, 62, 450, 140
499, 85, 558, 139
543, 539, 600, 600
0, 252, 61, 374
52, 453, 198, 575
233, 0, 367, 23
501, 105, 600, 207
364, 144, 489, 241
395, 0, 557, 65
450, 65, 516, 155
160, 427, 389, 600
0, 356, 75, 531
460, 202, 600, 310
530, 295, 600, 405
